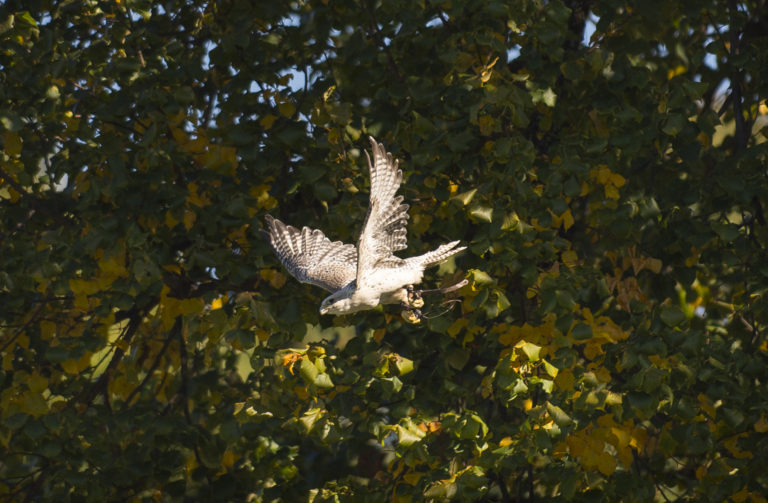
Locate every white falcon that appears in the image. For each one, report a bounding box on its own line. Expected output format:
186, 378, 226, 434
264, 137, 466, 320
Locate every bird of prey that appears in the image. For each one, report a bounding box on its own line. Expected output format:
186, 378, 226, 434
263, 137, 466, 321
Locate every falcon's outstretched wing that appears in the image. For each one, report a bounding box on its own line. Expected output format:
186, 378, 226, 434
264, 215, 357, 292
356, 137, 410, 287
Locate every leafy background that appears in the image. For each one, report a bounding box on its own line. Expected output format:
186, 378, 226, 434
1, 0, 767, 501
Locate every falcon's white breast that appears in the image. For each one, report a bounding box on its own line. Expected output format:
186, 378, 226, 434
264, 137, 465, 316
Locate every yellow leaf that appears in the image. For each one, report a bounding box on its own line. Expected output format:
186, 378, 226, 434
254, 328, 269, 342
477, 115, 495, 135
697, 393, 716, 418
251, 184, 278, 210
596, 452, 616, 475
731, 487, 749, 503
555, 369, 575, 390
582, 340, 603, 359
403, 472, 423, 485
40, 320, 57, 340
610, 426, 631, 449
211, 295, 226, 310
3, 132, 22, 156
566, 432, 586, 458
724, 434, 753, 459
373, 328, 386, 344
170, 126, 188, 144
630, 426, 647, 451
163, 264, 182, 274
204, 144, 237, 172
609, 172, 626, 188
754, 415, 768, 433
109, 375, 133, 400
447, 318, 468, 338
561, 250, 578, 267
282, 352, 301, 375
185, 135, 209, 154
260, 269, 286, 289
99, 248, 127, 279
594, 166, 610, 184
294, 385, 309, 400
480, 56, 499, 83
260, 114, 278, 129
165, 210, 179, 229
221, 449, 237, 469
187, 182, 211, 207
69, 278, 99, 296
278, 101, 296, 117
322, 85, 336, 102
561, 209, 574, 231
605, 183, 620, 200
28, 374, 49, 393
667, 65, 687, 79
645, 257, 662, 274
61, 352, 91, 375
183, 208, 196, 230
595, 367, 611, 383
23, 392, 49, 417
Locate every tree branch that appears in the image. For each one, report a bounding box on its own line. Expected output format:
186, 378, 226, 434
77, 310, 143, 408
125, 317, 181, 405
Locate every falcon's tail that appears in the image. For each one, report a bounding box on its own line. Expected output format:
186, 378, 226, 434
414, 241, 466, 269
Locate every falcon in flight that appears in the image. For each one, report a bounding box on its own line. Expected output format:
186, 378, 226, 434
264, 137, 466, 321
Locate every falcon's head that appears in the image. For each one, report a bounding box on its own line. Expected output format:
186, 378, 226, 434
319, 291, 354, 315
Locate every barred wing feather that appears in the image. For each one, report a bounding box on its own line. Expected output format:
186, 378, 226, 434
263, 215, 357, 293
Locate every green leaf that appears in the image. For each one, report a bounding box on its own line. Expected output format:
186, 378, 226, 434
712, 222, 740, 242
453, 188, 477, 205
519, 341, 541, 361
300, 357, 319, 383
571, 323, 593, 340
660, 306, 687, 327
546, 402, 573, 426
542, 359, 559, 378
469, 269, 494, 285
393, 356, 414, 375
395, 421, 426, 446
313, 373, 334, 389
300, 408, 324, 432
445, 348, 469, 370
0, 112, 23, 132
470, 205, 493, 223
662, 114, 685, 136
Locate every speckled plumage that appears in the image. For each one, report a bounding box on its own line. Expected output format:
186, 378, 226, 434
263, 137, 465, 315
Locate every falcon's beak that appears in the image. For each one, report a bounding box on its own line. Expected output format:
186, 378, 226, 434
319, 306, 328, 315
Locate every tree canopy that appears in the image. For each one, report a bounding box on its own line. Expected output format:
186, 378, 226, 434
1, 0, 768, 501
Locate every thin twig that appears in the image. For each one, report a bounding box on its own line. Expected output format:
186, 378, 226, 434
125, 318, 180, 405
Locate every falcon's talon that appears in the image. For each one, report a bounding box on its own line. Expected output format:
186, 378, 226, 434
408, 285, 424, 309
401, 308, 423, 324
